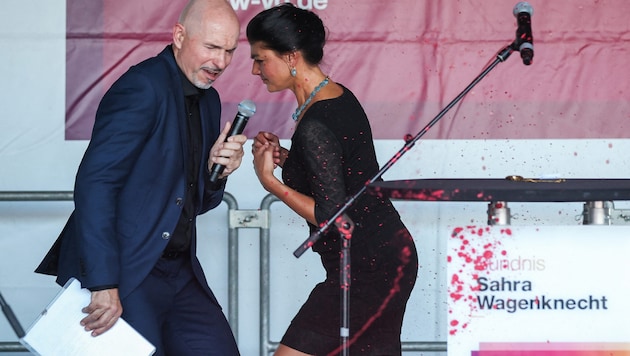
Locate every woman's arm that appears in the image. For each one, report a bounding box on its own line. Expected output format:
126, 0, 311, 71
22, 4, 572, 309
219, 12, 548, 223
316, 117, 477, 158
252, 139, 317, 225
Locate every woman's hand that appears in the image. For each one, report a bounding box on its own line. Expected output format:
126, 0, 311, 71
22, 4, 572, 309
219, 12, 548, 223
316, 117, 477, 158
252, 131, 287, 168
252, 131, 317, 225
252, 133, 280, 190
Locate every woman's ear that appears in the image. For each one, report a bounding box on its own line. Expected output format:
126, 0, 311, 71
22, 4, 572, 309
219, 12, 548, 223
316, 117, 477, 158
284, 51, 299, 68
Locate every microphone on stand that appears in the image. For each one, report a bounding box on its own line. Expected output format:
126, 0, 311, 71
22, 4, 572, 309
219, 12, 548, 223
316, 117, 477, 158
513, 2, 534, 65
209, 99, 256, 184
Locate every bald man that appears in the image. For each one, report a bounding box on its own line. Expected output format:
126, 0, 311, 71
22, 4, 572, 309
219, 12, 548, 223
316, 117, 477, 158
36, 1, 243, 354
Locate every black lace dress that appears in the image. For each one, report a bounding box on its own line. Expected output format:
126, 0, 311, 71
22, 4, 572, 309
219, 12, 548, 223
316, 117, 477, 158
280, 85, 419, 355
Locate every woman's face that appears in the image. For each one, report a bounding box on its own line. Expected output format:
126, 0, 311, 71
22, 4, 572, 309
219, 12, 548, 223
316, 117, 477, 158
249, 41, 292, 93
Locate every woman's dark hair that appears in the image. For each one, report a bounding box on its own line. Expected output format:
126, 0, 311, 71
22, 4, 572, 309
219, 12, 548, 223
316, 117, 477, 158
246, 4, 326, 65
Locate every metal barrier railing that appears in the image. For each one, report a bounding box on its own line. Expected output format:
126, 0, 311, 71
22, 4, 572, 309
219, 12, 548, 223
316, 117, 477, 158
0, 191, 446, 354
0, 191, 240, 353
0, 191, 74, 353
257, 194, 446, 355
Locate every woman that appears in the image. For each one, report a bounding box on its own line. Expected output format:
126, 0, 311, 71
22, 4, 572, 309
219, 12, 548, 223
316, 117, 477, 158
247, 4, 418, 355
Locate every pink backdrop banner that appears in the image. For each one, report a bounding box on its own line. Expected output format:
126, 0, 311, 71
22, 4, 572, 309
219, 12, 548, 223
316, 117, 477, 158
65, 0, 630, 140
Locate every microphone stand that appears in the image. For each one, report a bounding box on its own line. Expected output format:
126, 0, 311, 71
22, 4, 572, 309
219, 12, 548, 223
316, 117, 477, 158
294, 41, 518, 258
334, 214, 354, 356
292, 40, 520, 354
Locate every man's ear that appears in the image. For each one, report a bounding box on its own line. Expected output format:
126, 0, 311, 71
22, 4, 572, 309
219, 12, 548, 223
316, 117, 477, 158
172, 23, 185, 48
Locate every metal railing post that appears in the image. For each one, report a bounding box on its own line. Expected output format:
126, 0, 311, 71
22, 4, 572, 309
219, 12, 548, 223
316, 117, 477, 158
259, 194, 279, 356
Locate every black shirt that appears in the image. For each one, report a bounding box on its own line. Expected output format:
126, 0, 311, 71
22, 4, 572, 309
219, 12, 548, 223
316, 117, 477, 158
166, 72, 203, 253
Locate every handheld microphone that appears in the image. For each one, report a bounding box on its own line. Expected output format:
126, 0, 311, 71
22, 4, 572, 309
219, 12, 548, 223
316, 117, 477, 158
513, 2, 534, 65
209, 99, 256, 184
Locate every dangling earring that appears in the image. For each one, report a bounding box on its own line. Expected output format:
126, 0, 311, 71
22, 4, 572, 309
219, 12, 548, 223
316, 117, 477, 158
290, 67, 297, 77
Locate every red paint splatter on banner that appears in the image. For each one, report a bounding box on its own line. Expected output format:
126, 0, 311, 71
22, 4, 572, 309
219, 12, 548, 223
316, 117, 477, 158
447, 226, 511, 336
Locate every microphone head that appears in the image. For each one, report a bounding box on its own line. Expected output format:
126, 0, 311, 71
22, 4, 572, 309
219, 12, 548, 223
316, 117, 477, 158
238, 99, 256, 117
513, 2, 533, 17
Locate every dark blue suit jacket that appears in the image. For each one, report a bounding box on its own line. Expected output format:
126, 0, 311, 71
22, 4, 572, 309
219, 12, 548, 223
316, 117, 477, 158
37, 45, 225, 304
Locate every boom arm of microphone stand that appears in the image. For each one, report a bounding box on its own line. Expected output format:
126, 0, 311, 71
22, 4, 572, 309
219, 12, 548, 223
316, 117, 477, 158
293, 42, 516, 258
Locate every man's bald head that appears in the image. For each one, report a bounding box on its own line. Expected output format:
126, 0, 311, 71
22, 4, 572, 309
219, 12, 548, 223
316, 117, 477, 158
172, 0, 240, 89
178, 0, 239, 36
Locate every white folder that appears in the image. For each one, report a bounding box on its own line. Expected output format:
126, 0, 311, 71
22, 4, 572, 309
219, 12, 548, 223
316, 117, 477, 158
20, 278, 155, 356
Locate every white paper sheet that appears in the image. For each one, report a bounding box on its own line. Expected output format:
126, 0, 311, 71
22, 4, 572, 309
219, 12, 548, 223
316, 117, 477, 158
20, 278, 155, 356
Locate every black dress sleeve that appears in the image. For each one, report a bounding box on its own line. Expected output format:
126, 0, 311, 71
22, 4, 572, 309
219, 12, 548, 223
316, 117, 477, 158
295, 118, 347, 225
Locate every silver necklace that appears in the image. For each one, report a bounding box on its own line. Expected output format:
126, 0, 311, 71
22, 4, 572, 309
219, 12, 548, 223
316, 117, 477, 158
292, 76, 329, 121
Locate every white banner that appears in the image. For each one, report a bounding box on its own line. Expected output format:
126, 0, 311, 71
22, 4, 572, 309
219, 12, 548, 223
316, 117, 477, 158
447, 225, 630, 355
